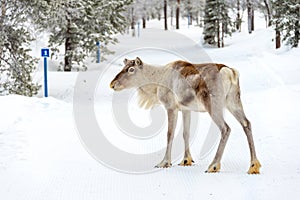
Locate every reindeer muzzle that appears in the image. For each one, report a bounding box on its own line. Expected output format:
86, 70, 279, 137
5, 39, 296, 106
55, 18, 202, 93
110, 80, 124, 91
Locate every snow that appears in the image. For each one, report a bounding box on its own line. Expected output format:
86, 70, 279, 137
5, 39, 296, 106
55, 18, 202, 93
1, 17, 300, 199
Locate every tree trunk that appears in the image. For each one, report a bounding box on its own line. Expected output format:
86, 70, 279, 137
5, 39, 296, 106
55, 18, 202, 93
263, 0, 272, 27
251, 7, 254, 31
64, 19, 72, 72
131, 7, 135, 29
164, 0, 168, 30
247, 0, 252, 34
222, 22, 225, 47
176, 0, 180, 29
189, 13, 193, 25
236, 0, 241, 31
294, 22, 299, 48
275, 23, 281, 49
188, 0, 192, 25
171, 7, 173, 26
217, 19, 220, 48
195, 13, 199, 26
142, 17, 146, 29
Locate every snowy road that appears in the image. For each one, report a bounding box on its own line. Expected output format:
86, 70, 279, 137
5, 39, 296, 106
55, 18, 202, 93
1, 25, 300, 199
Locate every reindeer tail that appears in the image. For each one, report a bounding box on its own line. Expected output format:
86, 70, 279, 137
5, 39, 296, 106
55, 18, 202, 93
220, 66, 239, 85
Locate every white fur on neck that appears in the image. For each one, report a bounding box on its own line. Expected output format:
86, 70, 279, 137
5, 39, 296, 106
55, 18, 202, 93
137, 63, 164, 109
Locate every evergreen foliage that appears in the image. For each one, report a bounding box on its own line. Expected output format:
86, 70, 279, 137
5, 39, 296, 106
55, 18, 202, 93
0, 0, 40, 96
203, 0, 231, 47
32, 0, 133, 71
272, 0, 300, 48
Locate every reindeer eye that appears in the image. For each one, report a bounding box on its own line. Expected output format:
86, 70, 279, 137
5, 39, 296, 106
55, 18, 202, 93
128, 67, 135, 74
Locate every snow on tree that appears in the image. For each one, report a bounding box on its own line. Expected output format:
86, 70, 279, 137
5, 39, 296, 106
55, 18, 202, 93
203, 0, 232, 47
0, 0, 40, 96
31, 0, 133, 71
272, 0, 300, 48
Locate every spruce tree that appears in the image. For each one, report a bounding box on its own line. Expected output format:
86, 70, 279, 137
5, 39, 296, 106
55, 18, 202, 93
0, 0, 40, 96
272, 0, 300, 48
31, 0, 133, 71
203, 0, 217, 45
203, 0, 231, 47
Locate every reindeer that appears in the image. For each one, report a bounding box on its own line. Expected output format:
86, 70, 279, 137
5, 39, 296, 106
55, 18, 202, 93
110, 57, 261, 174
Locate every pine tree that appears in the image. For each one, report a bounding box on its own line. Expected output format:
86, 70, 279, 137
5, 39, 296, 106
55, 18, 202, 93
203, 0, 217, 45
272, 0, 300, 48
0, 0, 40, 96
203, 0, 231, 47
31, 0, 133, 71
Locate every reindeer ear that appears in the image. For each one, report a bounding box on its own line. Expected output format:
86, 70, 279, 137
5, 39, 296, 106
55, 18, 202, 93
123, 58, 128, 65
135, 57, 143, 68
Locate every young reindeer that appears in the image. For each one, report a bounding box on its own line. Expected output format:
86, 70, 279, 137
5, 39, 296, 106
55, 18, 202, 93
110, 57, 261, 174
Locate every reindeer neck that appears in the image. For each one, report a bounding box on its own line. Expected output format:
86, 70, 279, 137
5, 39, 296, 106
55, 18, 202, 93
137, 63, 164, 109
142, 63, 165, 84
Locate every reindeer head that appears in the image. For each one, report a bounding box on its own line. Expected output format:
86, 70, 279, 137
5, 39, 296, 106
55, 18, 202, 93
110, 57, 144, 91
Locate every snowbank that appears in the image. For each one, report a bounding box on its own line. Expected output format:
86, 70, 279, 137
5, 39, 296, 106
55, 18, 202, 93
1, 17, 300, 200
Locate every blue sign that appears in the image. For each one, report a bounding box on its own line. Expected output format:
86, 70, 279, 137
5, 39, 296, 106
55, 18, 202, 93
41, 48, 50, 57
41, 48, 49, 97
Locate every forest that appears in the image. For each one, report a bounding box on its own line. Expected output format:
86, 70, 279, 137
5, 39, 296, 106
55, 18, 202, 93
0, 0, 299, 95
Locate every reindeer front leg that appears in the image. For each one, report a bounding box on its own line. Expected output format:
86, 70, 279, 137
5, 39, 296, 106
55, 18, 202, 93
179, 110, 194, 166
155, 109, 178, 168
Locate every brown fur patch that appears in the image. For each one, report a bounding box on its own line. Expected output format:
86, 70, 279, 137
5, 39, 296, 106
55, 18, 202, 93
195, 77, 211, 113
216, 64, 227, 70
194, 63, 227, 72
195, 78, 208, 96
180, 65, 199, 77
172, 61, 199, 77
172, 60, 188, 70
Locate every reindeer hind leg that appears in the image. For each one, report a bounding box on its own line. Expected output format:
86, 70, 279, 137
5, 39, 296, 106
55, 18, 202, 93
226, 87, 261, 174
203, 95, 231, 173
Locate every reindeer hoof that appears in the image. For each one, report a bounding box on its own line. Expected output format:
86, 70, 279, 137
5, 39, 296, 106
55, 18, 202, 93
179, 156, 194, 166
248, 159, 261, 174
155, 161, 172, 168
205, 163, 221, 173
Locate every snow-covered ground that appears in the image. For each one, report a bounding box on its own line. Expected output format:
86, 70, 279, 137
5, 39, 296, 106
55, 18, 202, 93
1, 16, 300, 200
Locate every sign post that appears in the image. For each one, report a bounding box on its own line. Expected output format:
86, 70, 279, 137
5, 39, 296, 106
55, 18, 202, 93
41, 48, 49, 97
96, 41, 101, 63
